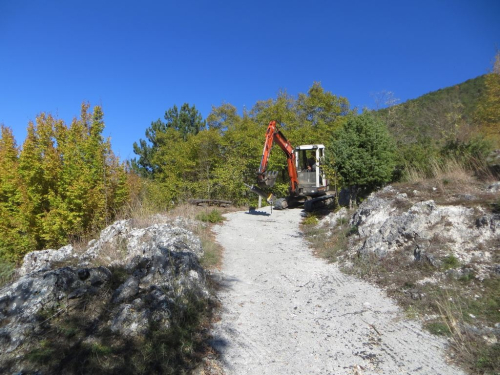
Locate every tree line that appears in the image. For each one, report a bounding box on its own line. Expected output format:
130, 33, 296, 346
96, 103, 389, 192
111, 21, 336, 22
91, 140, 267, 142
131, 83, 353, 207
0, 104, 138, 262
1, 52, 497, 263
132, 62, 498, 209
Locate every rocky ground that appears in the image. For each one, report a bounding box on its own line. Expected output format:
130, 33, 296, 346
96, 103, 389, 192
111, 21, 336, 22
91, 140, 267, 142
314, 181, 500, 374
1, 180, 497, 374
209, 206, 465, 374
0, 216, 211, 374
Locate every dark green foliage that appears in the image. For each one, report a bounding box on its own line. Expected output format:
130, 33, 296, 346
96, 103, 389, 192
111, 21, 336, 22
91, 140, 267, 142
132, 103, 206, 178
165, 103, 206, 140
395, 141, 439, 177
328, 114, 397, 195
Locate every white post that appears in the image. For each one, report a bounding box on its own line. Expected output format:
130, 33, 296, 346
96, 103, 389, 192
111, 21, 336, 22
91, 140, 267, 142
316, 149, 320, 187
258, 195, 262, 208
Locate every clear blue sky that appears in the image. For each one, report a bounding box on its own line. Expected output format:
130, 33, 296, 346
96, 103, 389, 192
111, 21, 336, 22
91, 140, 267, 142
1, 0, 499, 160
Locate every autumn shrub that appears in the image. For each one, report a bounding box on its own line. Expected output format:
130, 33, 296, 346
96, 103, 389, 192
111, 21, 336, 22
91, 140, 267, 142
0, 104, 137, 262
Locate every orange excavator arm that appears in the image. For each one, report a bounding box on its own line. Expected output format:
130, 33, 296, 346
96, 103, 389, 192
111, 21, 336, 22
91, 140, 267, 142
257, 120, 299, 195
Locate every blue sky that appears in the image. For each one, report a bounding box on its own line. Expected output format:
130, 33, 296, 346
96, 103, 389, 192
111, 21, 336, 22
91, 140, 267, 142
1, 0, 499, 160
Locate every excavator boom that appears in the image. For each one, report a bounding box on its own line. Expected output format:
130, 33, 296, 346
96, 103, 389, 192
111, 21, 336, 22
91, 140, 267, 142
257, 121, 299, 195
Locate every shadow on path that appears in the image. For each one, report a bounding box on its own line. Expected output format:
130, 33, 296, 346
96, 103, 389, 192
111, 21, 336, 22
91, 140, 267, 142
245, 210, 270, 216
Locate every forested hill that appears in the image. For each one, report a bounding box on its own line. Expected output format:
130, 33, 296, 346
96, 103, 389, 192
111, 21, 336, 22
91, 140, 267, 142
383, 75, 486, 119
375, 75, 488, 147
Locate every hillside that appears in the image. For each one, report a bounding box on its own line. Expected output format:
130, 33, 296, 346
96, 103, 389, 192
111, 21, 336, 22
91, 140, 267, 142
375, 75, 487, 146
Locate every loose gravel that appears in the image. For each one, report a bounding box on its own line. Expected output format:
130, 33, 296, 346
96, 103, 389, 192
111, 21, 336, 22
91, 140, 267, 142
210, 207, 464, 375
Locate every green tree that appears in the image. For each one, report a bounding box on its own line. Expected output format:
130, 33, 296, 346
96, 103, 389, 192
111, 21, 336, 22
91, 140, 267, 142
206, 103, 240, 131
131, 85, 352, 206
132, 103, 205, 178
166, 103, 206, 140
18, 119, 47, 248
212, 114, 263, 204
11, 104, 133, 256
246, 84, 352, 195
296, 82, 351, 142
328, 114, 396, 206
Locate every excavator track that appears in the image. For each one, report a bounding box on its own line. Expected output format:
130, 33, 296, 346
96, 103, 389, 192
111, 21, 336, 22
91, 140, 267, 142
304, 194, 335, 212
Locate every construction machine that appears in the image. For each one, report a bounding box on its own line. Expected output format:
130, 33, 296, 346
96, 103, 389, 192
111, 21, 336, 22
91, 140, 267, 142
247, 120, 335, 211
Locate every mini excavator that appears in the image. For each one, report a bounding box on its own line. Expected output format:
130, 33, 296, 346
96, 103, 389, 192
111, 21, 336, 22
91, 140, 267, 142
247, 120, 335, 211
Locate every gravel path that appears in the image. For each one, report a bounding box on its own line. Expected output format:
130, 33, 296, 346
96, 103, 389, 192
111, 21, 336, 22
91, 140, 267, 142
210, 207, 464, 375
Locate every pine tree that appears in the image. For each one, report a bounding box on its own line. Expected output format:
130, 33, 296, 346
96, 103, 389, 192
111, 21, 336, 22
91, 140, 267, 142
328, 114, 397, 206
132, 103, 206, 178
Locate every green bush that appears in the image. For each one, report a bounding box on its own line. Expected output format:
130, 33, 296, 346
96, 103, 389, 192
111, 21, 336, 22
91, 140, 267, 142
303, 215, 319, 225
196, 209, 225, 223
441, 137, 493, 167
328, 114, 397, 203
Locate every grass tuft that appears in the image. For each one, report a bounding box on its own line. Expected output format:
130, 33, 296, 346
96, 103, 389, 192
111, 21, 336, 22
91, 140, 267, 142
0, 260, 15, 288
441, 254, 460, 270
196, 209, 225, 224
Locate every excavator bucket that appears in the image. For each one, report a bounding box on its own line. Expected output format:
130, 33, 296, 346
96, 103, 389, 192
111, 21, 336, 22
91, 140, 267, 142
244, 183, 275, 204
257, 171, 278, 188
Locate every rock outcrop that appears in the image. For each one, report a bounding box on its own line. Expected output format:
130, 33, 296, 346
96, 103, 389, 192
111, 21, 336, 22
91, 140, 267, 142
0, 216, 210, 373
321, 184, 499, 278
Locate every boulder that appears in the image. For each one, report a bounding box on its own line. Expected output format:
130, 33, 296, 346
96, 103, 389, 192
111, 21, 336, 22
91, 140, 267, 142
346, 187, 498, 263
0, 218, 209, 373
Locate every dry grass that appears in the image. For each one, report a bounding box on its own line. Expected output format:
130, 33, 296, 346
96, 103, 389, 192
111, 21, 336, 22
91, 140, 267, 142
330, 242, 500, 374
405, 156, 495, 185
390, 172, 498, 212
301, 209, 356, 262
166, 203, 239, 271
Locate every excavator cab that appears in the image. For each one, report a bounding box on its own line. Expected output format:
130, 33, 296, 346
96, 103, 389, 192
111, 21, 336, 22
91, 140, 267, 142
295, 145, 328, 197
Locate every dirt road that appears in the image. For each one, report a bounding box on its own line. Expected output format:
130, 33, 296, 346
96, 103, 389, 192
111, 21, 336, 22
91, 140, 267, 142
210, 207, 464, 375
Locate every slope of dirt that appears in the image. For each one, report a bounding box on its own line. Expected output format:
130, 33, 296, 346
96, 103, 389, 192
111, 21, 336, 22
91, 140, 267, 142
210, 207, 464, 375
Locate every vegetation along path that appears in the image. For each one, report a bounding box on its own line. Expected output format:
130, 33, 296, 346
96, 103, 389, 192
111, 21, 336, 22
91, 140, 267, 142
210, 207, 464, 375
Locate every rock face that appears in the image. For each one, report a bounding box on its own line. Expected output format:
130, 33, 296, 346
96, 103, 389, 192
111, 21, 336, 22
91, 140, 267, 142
0, 217, 209, 373
320, 184, 499, 279
348, 187, 498, 263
